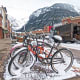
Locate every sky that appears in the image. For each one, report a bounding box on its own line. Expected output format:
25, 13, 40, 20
0, 0, 80, 21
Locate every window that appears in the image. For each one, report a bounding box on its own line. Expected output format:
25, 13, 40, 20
78, 22, 80, 24
0, 10, 2, 14
5, 14, 7, 20
5, 22, 7, 27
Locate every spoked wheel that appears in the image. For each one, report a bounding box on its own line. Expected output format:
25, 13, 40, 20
51, 48, 74, 73
8, 48, 35, 76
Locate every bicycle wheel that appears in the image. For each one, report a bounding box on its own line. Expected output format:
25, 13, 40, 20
8, 47, 35, 76
51, 48, 74, 73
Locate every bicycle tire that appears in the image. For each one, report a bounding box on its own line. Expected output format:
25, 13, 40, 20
8, 47, 35, 76
51, 48, 74, 73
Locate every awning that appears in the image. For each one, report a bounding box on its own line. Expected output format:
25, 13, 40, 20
3, 30, 8, 33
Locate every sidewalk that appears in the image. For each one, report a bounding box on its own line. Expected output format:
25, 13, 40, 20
0, 39, 11, 80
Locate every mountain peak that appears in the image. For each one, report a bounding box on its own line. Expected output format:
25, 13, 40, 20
17, 3, 80, 32
51, 3, 75, 12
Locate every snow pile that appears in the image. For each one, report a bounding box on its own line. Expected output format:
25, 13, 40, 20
61, 43, 80, 50
4, 58, 80, 80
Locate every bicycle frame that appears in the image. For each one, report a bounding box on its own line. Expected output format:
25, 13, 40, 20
27, 40, 58, 64
10, 35, 60, 64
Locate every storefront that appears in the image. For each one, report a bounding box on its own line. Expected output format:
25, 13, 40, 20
3, 30, 9, 38
0, 27, 4, 39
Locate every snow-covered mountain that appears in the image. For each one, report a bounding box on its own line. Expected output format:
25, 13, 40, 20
30, 3, 76, 19
76, 8, 80, 14
30, 7, 51, 19
18, 3, 80, 32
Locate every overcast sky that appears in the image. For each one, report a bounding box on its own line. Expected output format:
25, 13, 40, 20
0, 0, 80, 20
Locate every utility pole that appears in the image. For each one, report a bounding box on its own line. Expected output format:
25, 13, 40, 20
10, 24, 12, 40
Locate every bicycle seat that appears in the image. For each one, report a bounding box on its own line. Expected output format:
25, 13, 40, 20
52, 35, 62, 43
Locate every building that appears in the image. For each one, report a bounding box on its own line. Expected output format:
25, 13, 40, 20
44, 26, 53, 33
28, 26, 54, 35
7, 20, 11, 38
31, 29, 44, 34
62, 16, 80, 25
0, 6, 10, 39
61, 16, 80, 41
0, 14, 3, 39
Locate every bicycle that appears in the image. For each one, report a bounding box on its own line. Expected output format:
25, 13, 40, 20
8, 34, 74, 76
8, 34, 53, 76
9, 34, 51, 58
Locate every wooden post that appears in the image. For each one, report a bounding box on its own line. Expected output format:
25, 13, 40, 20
71, 23, 73, 40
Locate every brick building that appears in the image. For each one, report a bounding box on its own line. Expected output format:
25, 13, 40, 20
0, 6, 10, 39
7, 20, 11, 38
0, 14, 3, 39
44, 26, 53, 33
54, 16, 80, 41
31, 29, 44, 34
62, 16, 80, 25
30, 26, 53, 35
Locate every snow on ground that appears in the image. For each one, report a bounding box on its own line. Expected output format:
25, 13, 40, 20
61, 43, 80, 50
4, 38, 80, 80
4, 58, 80, 80
42, 38, 80, 50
